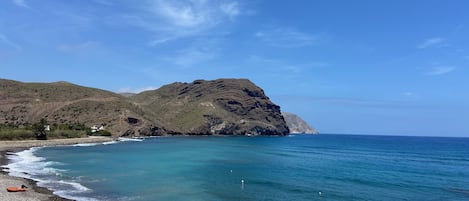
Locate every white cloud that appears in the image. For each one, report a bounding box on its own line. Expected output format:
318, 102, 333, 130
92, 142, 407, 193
417, 37, 445, 49
165, 46, 216, 67
0, 33, 21, 50
255, 27, 327, 48
220, 1, 240, 18
12, 0, 29, 8
117, 86, 158, 93
425, 66, 455, 76
154, 0, 212, 28
125, 0, 241, 45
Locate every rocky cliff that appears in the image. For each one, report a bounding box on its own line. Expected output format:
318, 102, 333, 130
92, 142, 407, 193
282, 112, 318, 134
0, 78, 289, 136
131, 79, 289, 136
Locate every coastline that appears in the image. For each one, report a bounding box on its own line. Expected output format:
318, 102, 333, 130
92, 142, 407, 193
0, 137, 114, 201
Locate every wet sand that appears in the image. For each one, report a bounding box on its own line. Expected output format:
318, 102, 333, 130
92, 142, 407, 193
0, 137, 113, 201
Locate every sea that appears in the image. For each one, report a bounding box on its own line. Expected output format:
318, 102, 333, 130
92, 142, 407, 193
3, 134, 469, 201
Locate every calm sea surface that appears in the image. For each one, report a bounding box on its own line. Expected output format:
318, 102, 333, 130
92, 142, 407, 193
5, 134, 469, 201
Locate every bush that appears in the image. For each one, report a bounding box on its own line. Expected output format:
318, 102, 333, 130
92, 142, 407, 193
49, 130, 87, 138
90, 130, 112, 136
32, 118, 48, 140
0, 129, 34, 140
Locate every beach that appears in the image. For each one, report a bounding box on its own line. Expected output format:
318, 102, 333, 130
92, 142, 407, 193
0, 137, 113, 201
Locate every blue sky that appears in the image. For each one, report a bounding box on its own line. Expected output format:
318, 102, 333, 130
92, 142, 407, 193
1, 0, 468, 137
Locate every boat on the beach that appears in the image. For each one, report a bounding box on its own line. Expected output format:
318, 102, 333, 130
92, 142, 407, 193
6, 186, 27, 192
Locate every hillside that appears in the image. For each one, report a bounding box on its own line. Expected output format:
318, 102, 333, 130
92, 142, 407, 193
131, 79, 289, 135
282, 112, 318, 134
0, 78, 289, 136
0, 79, 147, 135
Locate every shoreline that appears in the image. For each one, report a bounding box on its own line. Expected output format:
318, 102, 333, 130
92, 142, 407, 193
0, 137, 114, 201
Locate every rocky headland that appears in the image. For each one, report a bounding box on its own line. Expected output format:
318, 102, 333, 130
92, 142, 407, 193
282, 112, 318, 134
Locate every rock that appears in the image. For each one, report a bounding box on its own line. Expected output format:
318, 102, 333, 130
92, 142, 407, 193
282, 112, 318, 134
131, 79, 290, 136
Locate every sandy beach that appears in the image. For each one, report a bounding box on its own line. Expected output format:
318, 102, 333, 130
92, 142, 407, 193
0, 137, 114, 201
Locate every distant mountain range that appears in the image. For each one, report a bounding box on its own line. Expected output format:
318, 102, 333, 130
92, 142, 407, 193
1, 78, 295, 136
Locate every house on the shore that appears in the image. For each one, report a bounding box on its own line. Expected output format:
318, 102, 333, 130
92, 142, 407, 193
90, 125, 105, 133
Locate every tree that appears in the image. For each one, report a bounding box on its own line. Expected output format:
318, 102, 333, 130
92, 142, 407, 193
32, 118, 48, 140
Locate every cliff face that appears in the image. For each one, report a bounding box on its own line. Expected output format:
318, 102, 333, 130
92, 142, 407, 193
282, 112, 318, 134
131, 79, 289, 136
0, 78, 289, 136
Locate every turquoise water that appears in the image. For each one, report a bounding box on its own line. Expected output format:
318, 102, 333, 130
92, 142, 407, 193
5, 135, 469, 201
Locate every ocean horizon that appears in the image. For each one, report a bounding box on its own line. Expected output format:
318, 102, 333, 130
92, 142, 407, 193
4, 134, 469, 201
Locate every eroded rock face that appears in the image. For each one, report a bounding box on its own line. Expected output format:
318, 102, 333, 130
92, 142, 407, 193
131, 79, 290, 136
282, 112, 318, 134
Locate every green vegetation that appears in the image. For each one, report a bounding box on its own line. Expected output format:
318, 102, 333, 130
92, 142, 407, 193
0, 125, 34, 140
90, 130, 112, 136
32, 118, 48, 140
49, 130, 87, 138
0, 120, 101, 140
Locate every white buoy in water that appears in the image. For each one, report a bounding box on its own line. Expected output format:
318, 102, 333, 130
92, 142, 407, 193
318, 191, 322, 196
241, 179, 244, 183
230, 170, 233, 173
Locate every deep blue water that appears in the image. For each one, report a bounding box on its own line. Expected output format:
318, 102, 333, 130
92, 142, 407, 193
5, 134, 469, 201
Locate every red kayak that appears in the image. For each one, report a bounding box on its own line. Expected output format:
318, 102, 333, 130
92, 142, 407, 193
6, 187, 27, 192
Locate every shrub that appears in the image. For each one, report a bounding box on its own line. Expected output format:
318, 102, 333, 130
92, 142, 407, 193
0, 129, 34, 140
49, 130, 87, 139
91, 130, 112, 136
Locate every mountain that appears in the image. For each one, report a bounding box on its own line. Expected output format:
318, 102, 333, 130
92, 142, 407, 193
130, 79, 289, 136
0, 79, 146, 135
0, 78, 289, 136
282, 112, 318, 134
119, 92, 136, 97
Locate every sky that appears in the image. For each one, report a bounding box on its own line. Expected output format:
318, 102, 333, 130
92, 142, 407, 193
1, 0, 468, 137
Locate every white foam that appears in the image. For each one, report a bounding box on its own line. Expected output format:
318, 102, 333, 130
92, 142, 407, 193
2, 147, 62, 178
102, 140, 118, 145
118, 137, 144, 142
72, 143, 100, 147
3, 147, 97, 201
38, 179, 91, 191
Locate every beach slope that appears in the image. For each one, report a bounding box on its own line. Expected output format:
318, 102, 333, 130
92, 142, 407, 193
0, 137, 113, 201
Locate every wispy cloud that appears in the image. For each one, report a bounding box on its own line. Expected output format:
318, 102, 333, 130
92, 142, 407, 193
117, 86, 158, 93
425, 66, 455, 76
125, 0, 241, 45
220, 1, 240, 18
247, 55, 329, 81
276, 95, 422, 109
255, 27, 327, 48
12, 0, 29, 8
164, 46, 216, 67
0, 33, 21, 50
417, 37, 445, 49
402, 92, 420, 100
